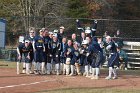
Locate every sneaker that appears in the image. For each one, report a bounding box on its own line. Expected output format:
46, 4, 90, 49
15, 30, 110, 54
83, 72, 86, 76
29, 70, 33, 74
105, 76, 112, 80
26, 71, 30, 75
66, 74, 69, 76
85, 74, 90, 77
34, 70, 39, 75
125, 68, 128, 70
86, 75, 92, 78
41, 71, 46, 75
91, 76, 95, 79
94, 76, 99, 79
17, 72, 20, 74
22, 69, 26, 74
38, 70, 42, 75
56, 72, 60, 75
47, 71, 51, 75
69, 73, 74, 76
77, 72, 82, 76
112, 76, 118, 79
116, 67, 119, 70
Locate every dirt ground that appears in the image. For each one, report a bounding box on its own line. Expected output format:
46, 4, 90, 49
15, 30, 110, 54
0, 68, 140, 93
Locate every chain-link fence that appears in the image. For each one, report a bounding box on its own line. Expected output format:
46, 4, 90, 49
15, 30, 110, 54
1, 17, 140, 62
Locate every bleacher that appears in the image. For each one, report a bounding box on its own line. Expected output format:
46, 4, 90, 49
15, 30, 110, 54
123, 41, 140, 69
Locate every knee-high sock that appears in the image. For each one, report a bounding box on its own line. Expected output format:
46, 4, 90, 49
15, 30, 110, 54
65, 64, 70, 75
23, 62, 26, 69
92, 68, 95, 76
60, 63, 63, 73
41, 62, 45, 72
63, 64, 66, 73
112, 68, 117, 77
85, 65, 89, 75
95, 68, 100, 76
34, 62, 37, 70
70, 65, 74, 75
17, 62, 20, 74
109, 67, 113, 77
37, 62, 41, 71
47, 63, 51, 73
76, 65, 80, 74
26, 63, 30, 74
55, 63, 60, 74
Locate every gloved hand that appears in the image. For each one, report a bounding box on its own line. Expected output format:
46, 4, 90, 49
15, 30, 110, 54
76, 19, 79, 22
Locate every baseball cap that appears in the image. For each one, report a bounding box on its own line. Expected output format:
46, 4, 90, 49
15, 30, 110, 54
53, 33, 58, 37
106, 36, 111, 39
59, 26, 65, 29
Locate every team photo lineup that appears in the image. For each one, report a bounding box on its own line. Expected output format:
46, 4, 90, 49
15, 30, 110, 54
16, 19, 127, 80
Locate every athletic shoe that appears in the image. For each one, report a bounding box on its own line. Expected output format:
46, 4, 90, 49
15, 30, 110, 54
112, 76, 118, 79
38, 70, 42, 75
125, 68, 128, 70
105, 76, 112, 80
56, 72, 60, 75
41, 71, 46, 75
83, 72, 86, 76
91, 76, 95, 79
34, 70, 39, 75
77, 72, 82, 76
47, 71, 51, 75
85, 75, 90, 77
29, 71, 33, 74
94, 76, 99, 79
22, 70, 26, 74
87, 75, 92, 78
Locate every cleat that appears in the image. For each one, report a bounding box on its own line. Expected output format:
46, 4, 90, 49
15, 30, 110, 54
29, 71, 33, 74
56, 73, 60, 75
125, 68, 128, 70
66, 74, 69, 76
94, 76, 99, 79
69, 73, 74, 76
91, 76, 95, 80
38, 71, 42, 75
85, 75, 90, 77
77, 73, 82, 76
105, 76, 112, 80
83, 72, 86, 76
87, 75, 92, 78
26, 72, 30, 75
22, 70, 25, 73
47, 71, 51, 75
34, 70, 39, 75
112, 76, 118, 79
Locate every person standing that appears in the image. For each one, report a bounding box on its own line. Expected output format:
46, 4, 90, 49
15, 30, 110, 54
79, 40, 90, 77
105, 36, 119, 80
64, 39, 74, 76
33, 29, 45, 74
51, 34, 61, 75
60, 37, 67, 75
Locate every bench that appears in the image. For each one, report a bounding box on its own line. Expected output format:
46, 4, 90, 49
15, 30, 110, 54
123, 41, 140, 69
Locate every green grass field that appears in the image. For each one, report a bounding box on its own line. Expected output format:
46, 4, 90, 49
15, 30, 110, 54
0, 60, 16, 68
1, 60, 140, 75
37, 88, 140, 93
